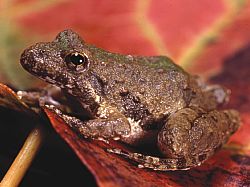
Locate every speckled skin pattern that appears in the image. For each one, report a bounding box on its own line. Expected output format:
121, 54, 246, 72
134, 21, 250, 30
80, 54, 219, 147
20, 30, 240, 170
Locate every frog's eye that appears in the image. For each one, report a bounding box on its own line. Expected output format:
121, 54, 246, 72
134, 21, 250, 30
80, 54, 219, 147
64, 52, 88, 67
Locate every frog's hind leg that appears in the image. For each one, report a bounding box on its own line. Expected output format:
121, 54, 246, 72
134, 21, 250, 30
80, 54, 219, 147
108, 107, 240, 171
157, 107, 240, 170
107, 148, 193, 171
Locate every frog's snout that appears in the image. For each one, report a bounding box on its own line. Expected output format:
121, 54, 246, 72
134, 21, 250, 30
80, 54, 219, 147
20, 48, 34, 71
20, 46, 42, 75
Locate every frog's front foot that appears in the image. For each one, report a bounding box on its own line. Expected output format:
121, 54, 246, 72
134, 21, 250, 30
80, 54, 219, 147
108, 107, 240, 171
45, 105, 131, 140
17, 85, 63, 108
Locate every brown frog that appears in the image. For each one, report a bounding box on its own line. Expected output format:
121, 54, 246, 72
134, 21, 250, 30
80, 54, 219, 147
20, 29, 240, 170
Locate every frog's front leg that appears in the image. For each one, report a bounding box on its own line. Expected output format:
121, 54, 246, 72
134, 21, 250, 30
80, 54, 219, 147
190, 76, 230, 110
109, 107, 240, 170
17, 85, 62, 108
46, 105, 131, 140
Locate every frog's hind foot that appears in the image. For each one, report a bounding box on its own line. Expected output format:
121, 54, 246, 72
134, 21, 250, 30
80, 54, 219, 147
107, 148, 193, 171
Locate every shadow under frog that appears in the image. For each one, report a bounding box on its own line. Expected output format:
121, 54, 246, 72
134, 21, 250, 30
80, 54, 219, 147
20, 29, 240, 171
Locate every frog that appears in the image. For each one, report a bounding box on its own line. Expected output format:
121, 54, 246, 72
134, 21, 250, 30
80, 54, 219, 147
20, 29, 240, 171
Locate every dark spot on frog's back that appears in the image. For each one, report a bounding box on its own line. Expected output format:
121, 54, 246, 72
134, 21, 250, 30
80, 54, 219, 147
90, 72, 106, 95
198, 154, 207, 162
120, 92, 153, 126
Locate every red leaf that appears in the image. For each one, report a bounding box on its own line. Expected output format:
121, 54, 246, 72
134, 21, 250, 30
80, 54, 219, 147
18, 0, 226, 57
0, 83, 35, 116
189, 1, 250, 77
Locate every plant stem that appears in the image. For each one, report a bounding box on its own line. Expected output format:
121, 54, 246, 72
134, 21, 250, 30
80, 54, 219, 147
0, 125, 44, 187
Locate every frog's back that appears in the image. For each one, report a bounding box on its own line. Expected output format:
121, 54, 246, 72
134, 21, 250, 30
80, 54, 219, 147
87, 46, 192, 121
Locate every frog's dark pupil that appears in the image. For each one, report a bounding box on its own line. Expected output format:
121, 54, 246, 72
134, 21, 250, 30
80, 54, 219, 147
65, 53, 88, 66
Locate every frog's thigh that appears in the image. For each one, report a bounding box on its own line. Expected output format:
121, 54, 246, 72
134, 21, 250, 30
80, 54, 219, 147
157, 107, 240, 168
48, 106, 131, 139
108, 108, 239, 171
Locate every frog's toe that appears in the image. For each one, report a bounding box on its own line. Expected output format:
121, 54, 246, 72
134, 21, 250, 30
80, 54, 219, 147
107, 148, 192, 171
